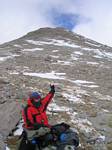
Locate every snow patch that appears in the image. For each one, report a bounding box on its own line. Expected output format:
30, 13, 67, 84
67, 111, 78, 116
10, 71, 19, 75
14, 121, 23, 136
93, 50, 112, 60
62, 92, 85, 104
90, 102, 95, 105
102, 109, 109, 113
70, 80, 99, 88
14, 44, 22, 48
56, 60, 71, 65
6, 146, 10, 150
26, 40, 43, 45
0, 54, 19, 61
104, 52, 112, 59
48, 103, 72, 112
87, 85, 99, 88
23, 48, 43, 52
0, 56, 12, 61
71, 118, 94, 134
82, 47, 94, 51
97, 135, 106, 142
49, 55, 59, 58
74, 80, 94, 84
26, 39, 80, 48
23, 71, 66, 80
74, 51, 83, 55
93, 91, 112, 101
87, 62, 99, 65
71, 54, 79, 61
84, 41, 101, 47
52, 50, 59, 52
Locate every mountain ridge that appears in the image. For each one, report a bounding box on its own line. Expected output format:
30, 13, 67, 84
0, 27, 112, 149
0, 27, 112, 50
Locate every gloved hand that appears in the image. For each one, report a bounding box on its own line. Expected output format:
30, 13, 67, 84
50, 84, 55, 93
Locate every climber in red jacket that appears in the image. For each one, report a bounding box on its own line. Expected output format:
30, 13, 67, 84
22, 85, 55, 130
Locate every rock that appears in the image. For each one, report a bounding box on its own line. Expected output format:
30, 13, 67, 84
0, 134, 6, 150
0, 101, 21, 137
107, 142, 112, 150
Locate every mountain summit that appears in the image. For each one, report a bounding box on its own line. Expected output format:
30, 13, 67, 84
0, 27, 112, 149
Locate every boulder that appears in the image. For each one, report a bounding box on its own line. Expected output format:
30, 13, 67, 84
0, 101, 21, 137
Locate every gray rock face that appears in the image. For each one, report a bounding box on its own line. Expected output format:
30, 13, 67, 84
0, 27, 112, 149
0, 134, 5, 150
0, 101, 21, 149
0, 101, 21, 137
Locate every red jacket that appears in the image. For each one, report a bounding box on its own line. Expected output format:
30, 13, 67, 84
22, 92, 54, 129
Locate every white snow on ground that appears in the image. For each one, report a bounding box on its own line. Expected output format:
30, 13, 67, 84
87, 85, 99, 88
71, 54, 79, 61
92, 49, 112, 60
84, 41, 101, 47
6, 146, 10, 150
23, 71, 66, 80
72, 118, 92, 126
23, 48, 43, 52
52, 50, 59, 52
82, 47, 95, 51
102, 109, 109, 113
90, 102, 95, 105
0, 56, 12, 61
75, 89, 88, 95
78, 46, 112, 60
104, 52, 112, 59
81, 47, 103, 57
10, 71, 19, 75
93, 55, 102, 59
26, 40, 43, 45
48, 103, 72, 112
93, 91, 112, 101
71, 118, 94, 133
97, 135, 106, 142
72, 118, 106, 143
14, 44, 22, 48
74, 51, 83, 55
26, 39, 80, 48
93, 50, 106, 59
67, 111, 78, 116
0, 54, 19, 62
13, 121, 23, 136
49, 55, 59, 58
9, 71, 66, 80
87, 61, 99, 65
62, 92, 85, 104
70, 80, 99, 88
56, 60, 71, 65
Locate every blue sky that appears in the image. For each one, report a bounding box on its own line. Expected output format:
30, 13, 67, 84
49, 8, 81, 30
52, 13, 77, 30
0, 0, 112, 46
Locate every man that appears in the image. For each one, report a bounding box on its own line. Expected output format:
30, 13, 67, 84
20, 84, 55, 149
22, 84, 55, 131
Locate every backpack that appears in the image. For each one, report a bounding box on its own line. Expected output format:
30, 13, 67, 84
36, 123, 79, 149
18, 123, 79, 150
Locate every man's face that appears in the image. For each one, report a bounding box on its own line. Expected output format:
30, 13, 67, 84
32, 98, 41, 108
33, 98, 41, 102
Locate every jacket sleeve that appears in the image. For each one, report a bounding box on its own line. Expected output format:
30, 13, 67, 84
41, 92, 54, 111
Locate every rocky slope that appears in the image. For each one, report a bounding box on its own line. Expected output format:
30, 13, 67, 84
0, 27, 112, 149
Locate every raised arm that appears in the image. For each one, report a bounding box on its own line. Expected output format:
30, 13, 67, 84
41, 85, 55, 111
